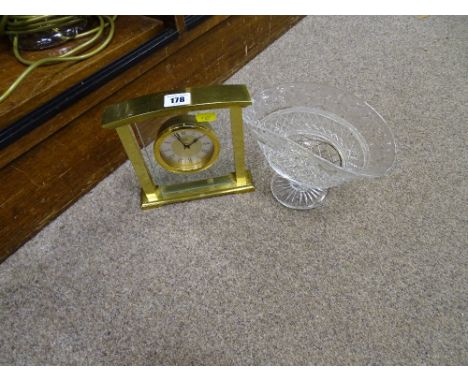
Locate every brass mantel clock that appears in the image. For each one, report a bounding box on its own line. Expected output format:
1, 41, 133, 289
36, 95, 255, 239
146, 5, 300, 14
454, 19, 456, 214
102, 84, 255, 209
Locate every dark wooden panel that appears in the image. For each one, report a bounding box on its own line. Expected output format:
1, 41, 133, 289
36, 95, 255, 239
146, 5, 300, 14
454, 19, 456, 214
0, 16, 164, 130
0, 16, 304, 262
0, 16, 228, 169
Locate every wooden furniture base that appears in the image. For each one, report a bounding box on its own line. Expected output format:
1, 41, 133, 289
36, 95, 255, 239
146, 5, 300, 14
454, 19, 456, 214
0, 16, 303, 262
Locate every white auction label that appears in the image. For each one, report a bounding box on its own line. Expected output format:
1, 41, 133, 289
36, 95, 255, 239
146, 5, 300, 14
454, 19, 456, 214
163, 92, 191, 107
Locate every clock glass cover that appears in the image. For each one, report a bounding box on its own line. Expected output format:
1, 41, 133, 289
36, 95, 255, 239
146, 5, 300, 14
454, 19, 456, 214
153, 115, 220, 173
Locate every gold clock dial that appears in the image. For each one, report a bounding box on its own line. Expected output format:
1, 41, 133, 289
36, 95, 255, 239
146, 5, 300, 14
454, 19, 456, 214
154, 116, 220, 173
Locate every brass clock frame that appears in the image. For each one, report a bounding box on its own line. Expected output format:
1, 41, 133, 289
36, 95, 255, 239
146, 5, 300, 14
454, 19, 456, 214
153, 115, 221, 174
102, 84, 255, 209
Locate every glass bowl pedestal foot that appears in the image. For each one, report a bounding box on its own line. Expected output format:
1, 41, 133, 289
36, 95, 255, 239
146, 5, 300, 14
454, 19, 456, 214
271, 172, 327, 209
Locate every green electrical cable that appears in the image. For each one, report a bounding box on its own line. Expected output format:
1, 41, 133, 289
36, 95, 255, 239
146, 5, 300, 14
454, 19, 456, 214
0, 15, 117, 103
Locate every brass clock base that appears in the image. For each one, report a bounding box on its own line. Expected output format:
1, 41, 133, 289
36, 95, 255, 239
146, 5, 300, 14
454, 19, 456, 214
140, 171, 255, 209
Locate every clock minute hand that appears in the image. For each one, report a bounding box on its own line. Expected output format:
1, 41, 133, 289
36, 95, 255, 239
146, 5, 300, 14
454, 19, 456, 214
187, 136, 201, 148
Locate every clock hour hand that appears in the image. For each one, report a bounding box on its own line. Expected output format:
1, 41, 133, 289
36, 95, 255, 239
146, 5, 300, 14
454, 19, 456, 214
174, 133, 189, 149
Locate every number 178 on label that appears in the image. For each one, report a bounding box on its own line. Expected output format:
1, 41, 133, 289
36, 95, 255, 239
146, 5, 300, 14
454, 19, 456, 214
164, 92, 191, 107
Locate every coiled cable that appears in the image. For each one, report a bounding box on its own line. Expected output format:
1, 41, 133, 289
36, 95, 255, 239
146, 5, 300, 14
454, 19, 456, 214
0, 15, 116, 103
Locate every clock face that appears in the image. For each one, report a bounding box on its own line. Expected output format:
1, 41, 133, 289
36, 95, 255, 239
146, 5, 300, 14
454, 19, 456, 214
154, 123, 220, 173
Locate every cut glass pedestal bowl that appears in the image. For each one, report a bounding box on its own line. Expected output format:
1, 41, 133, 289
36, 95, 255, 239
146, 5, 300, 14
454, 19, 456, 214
245, 83, 396, 209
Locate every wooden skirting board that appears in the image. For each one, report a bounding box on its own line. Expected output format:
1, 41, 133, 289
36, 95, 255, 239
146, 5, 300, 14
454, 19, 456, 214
0, 16, 303, 262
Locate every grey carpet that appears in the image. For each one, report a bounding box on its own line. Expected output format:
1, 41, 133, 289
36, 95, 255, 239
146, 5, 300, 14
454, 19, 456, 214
1, 16, 467, 365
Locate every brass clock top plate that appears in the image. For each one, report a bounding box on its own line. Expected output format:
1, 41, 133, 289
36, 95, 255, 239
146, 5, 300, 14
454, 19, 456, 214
153, 115, 220, 174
